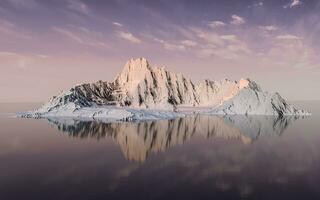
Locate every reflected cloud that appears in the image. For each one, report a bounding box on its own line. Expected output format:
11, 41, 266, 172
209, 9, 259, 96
46, 115, 300, 162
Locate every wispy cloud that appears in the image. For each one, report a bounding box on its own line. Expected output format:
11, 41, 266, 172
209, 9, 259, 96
0, 51, 42, 69
208, 21, 226, 28
53, 26, 108, 48
230, 15, 245, 25
220, 34, 239, 42
163, 43, 185, 51
255, 2, 264, 6
248, 2, 264, 8
276, 34, 300, 40
35, 54, 50, 59
190, 27, 251, 59
194, 29, 224, 46
267, 34, 318, 69
0, 18, 31, 39
259, 25, 278, 32
181, 40, 197, 47
284, 0, 302, 8
5, 0, 39, 9
153, 38, 185, 51
67, 0, 89, 15
198, 47, 240, 60
117, 31, 141, 44
220, 35, 251, 54
112, 22, 123, 27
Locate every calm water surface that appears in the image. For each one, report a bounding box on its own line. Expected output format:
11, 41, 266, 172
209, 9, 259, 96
0, 102, 320, 200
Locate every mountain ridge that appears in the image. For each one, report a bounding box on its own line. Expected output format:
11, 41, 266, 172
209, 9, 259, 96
20, 57, 310, 119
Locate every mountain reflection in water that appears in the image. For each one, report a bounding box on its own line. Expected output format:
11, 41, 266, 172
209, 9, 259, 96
47, 115, 298, 162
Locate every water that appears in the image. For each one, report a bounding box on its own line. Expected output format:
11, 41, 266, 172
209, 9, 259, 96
0, 102, 320, 200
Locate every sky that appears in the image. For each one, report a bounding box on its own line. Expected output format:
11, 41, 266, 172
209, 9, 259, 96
0, 0, 320, 102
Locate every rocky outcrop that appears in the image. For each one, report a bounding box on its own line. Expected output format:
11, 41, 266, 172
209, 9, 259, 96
23, 57, 309, 118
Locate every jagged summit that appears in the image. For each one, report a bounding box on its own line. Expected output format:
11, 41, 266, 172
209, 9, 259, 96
115, 57, 151, 83
20, 57, 310, 119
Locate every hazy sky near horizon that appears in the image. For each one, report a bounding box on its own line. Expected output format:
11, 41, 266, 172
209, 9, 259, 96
0, 0, 320, 102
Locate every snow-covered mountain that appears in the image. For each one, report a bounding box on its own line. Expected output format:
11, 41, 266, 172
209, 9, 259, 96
21, 57, 309, 119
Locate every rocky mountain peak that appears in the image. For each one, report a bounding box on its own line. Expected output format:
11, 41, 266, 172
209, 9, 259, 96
26, 58, 309, 117
115, 57, 152, 85
239, 78, 261, 91
126, 57, 150, 70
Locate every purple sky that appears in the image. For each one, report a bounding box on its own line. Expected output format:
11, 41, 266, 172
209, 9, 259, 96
0, 0, 319, 102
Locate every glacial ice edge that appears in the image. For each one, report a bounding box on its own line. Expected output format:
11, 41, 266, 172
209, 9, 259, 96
17, 105, 311, 122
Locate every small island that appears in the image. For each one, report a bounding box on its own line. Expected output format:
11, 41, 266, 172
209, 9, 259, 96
20, 58, 310, 121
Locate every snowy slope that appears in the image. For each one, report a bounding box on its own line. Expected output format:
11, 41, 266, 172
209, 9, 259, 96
19, 57, 310, 119
205, 79, 308, 116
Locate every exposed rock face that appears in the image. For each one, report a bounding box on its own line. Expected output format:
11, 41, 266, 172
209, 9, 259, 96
114, 58, 198, 108
26, 57, 309, 117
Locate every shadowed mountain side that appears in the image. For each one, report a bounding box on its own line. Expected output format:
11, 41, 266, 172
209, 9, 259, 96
46, 115, 299, 162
